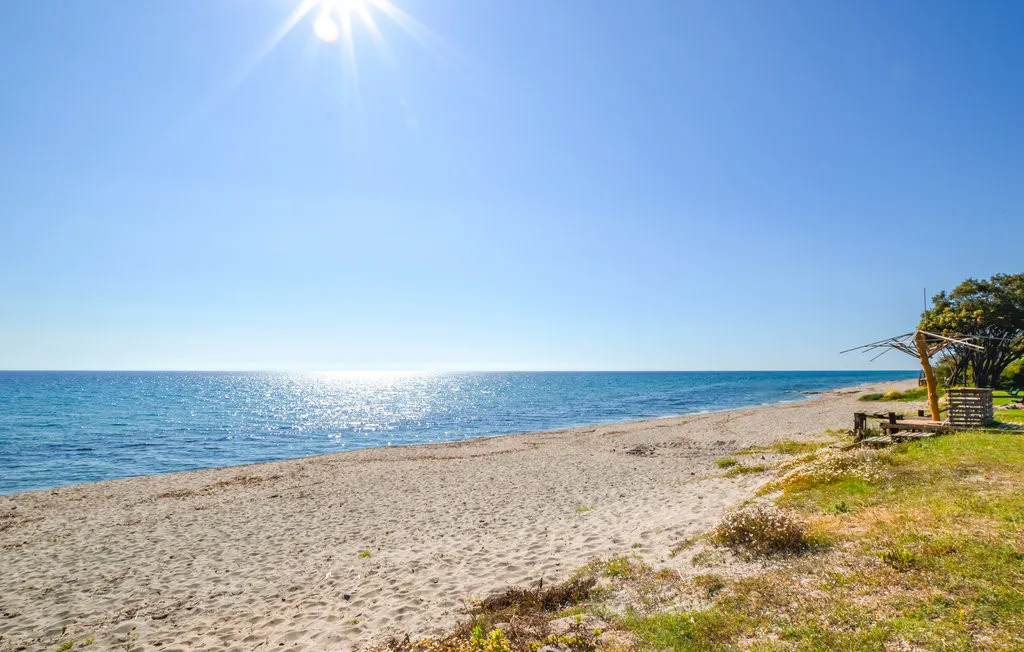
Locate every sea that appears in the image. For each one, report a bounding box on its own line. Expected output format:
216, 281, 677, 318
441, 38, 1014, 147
0, 370, 915, 495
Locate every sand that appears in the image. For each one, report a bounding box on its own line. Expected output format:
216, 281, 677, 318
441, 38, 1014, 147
0, 379, 917, 651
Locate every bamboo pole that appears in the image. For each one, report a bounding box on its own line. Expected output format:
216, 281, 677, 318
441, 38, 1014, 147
915, 331, 942, 421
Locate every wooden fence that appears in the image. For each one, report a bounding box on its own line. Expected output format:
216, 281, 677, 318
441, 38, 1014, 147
947, 388, 994, 426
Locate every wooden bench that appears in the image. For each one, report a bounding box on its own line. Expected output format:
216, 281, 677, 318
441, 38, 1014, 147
879, 420, 952, 436
853, 411, 904, 441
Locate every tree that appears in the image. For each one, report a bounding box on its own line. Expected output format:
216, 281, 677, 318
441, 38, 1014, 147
920, 273, 1024, 388
1002, 357, 1024, 390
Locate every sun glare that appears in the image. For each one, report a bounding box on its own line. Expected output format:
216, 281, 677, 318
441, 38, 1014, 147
311, 0, 375, 43
217, 0, 453, 116
313, 11, 341, 42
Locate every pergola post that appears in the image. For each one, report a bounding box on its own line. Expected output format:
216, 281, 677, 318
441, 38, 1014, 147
914, 331, 942, 421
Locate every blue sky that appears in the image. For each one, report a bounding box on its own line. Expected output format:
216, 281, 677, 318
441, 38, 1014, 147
0, 0, 1020, 371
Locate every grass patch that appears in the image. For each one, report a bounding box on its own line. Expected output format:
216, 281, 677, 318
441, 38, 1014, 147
993, 390, 1023, 406
879, 546, 919, 571
826, 500, 849, 515
622, 609, 735, 650
650, 432, 1024, 649
715, 457, 738, 468
358, 549, 372, 558
859, 387, 938, 402
723, 463, 767, 477
769, 439, 831, 455
736, 438, 834, 457
996, 410, 1024, 425
993, 391, 1024, 425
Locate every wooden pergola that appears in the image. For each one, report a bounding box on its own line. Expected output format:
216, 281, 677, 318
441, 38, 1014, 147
841, 330, 983, 421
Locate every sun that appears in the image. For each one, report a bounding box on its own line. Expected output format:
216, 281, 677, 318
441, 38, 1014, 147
312, 0, 370, 43
313, 11, 341, 43
308, 0, 386, 45
229, 0, 447, 109
313, 13, 341, 42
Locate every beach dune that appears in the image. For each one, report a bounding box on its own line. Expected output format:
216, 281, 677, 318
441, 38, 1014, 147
0, 380, 915, 651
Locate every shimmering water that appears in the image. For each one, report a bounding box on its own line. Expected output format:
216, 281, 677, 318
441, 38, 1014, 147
0, 370, 914, 494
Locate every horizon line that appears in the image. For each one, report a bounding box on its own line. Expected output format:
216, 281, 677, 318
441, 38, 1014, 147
0, 368, 920, 374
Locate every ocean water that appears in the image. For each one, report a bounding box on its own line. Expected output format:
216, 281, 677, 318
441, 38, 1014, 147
0, 370, 915, 495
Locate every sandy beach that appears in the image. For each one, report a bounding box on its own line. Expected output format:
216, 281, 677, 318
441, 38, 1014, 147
0, 379, 917, 651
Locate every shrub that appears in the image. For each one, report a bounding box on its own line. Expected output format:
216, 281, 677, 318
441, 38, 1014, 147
1001, 358, 1024, 389
377, 628, 514, 652
709, 505, 810, 557
473, 576, 597, 615
858, 393, 884, 402
762, 449, 887, 494
879, 546, 918, 571
691, 574, 725, 600
827, 501, 849, 515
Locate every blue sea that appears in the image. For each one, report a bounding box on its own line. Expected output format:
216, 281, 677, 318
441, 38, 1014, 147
0, 370, 914, 495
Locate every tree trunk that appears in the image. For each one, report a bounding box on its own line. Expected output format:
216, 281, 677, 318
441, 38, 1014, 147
915, 331, 942, 421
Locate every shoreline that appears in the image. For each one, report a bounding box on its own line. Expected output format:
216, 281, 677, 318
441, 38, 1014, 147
2, 375, 914, 499
0, 378, 919, 651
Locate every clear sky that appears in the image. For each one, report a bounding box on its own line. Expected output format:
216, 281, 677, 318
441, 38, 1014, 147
0, 0, 1020, 371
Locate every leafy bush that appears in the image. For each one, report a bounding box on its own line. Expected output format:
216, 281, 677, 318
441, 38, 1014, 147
709, 505, 810, 557
1001, 358, 1024, 389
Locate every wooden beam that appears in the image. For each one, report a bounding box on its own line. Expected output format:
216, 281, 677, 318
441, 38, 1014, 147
915, 331, 942, 421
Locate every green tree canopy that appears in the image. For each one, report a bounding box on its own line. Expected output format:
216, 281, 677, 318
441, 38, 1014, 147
920, 273, 1024, 388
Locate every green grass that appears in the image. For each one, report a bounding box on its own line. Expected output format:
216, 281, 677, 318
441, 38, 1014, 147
737, 439, 834, 456
723, 463, 767, 477
993, 390, 1019, 406
858, 387, 938, 402
622, 610, 734, 650
596, 554, 638, 579
358, 549, 372, 558
715, 457, 738, 468
625, 432, 1024, 651
997, 410, 1024, 424
993, 391, 1024, 425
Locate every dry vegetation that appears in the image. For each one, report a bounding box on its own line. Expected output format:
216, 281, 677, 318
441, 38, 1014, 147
372, 431, 1024, 651
707, 504, 811, 558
